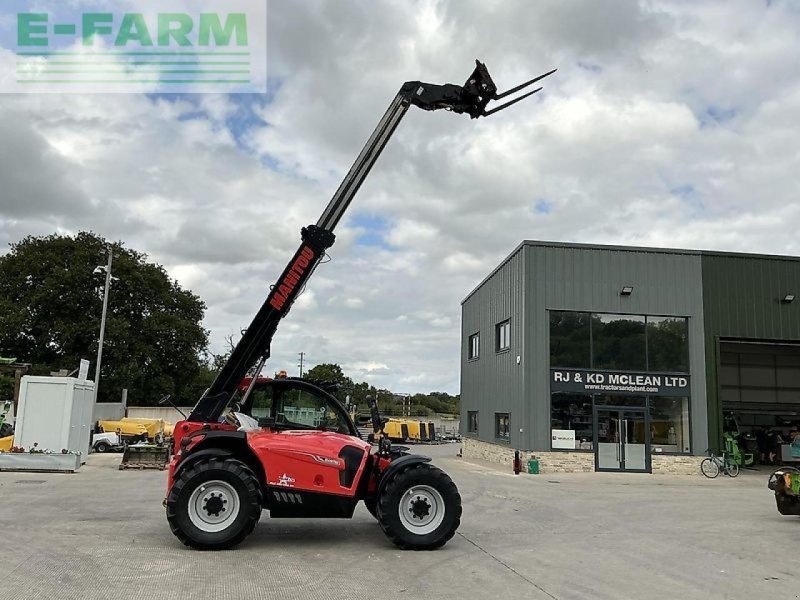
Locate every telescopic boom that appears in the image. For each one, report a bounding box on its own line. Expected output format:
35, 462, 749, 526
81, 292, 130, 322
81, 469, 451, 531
188, 60, 555, 422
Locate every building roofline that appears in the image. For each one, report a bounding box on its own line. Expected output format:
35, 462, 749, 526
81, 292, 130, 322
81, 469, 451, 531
461, 242, 527, 306
461, 240, 800, 305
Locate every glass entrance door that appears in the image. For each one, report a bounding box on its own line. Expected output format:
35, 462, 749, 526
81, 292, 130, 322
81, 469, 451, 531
595, 408, 650, 472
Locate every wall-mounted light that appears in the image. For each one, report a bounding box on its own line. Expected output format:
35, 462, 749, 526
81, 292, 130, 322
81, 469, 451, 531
782, 293, 795, 304
620, 286, 634, 296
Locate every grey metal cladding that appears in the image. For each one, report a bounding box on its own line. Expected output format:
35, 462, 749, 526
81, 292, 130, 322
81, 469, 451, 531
525, 243, 708, 453
460, 246, 526, 449
461, 241, 709, 454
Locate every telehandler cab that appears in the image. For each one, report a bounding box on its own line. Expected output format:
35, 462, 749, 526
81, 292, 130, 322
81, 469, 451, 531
165, 61, 555, 550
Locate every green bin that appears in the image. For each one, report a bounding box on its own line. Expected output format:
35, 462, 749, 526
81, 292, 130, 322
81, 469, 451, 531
527, 459, 539, 474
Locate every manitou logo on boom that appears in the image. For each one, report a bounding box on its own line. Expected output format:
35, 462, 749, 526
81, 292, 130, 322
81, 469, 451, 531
269, 246, 315, 310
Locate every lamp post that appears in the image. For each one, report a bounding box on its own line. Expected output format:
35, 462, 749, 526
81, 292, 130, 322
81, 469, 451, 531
93, 248, 114, 404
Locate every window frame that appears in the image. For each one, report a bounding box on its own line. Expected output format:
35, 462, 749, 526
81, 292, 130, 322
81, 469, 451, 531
550, 392, 594, 453
241, 380, 358, 437
649, 395, 692, 455
468, 332, 480, 361
494, 412, 510, 441
467, 410, 479, 434
496, 319, 511, 353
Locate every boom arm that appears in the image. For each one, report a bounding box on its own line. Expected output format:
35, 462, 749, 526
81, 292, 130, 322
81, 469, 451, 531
188, 60, 555, 423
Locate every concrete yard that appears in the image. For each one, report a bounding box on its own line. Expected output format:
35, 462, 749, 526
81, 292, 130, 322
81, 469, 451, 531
1, 445, 797, 600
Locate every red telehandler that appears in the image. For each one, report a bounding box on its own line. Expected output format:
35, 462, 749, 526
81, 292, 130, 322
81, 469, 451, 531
165, 61, 555, 550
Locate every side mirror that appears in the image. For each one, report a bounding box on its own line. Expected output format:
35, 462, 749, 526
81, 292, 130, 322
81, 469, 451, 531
367, 395, 383, 434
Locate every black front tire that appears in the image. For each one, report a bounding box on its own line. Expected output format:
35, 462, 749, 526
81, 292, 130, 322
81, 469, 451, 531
364, 497, 378, 519
377, 463, 461, 550
95, 442, 110, 453
166, 457, 262, 550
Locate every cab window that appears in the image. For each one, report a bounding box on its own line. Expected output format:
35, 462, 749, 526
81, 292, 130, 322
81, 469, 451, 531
279, 387, 351, 434
249, 387, 274, 419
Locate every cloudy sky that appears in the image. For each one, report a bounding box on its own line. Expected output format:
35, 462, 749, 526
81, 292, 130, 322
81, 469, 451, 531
0, 0, 798, 394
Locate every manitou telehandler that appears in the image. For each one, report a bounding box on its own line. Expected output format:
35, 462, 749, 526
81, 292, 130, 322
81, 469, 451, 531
165, 61, 555, 550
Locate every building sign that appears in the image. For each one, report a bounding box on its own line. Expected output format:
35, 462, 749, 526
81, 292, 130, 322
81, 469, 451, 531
551, 368, 689, 397
551, 429, 576, 449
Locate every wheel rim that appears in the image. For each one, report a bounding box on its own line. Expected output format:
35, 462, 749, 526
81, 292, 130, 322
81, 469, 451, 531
187, 479, 241, 533
701, 459, 718, 477
398, 484, 445, 535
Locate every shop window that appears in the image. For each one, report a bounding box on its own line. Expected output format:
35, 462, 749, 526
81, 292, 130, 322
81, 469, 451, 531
468, 332, 480, 360
550, 393, 593, 450
592, 313, 646, 371
496, 320, 510, 352
650, 396, 691, 454
646, 316, 689, 373
495, 413, 510, 440
594, 394, 646, 408
467, 411, 478, 433
549, 311, 591, 368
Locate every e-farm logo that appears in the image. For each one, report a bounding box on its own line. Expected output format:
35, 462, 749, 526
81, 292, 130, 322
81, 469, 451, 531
3, 1, 267, 93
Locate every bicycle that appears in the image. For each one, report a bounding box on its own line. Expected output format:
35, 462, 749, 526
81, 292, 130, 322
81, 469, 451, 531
700, 449, 739, 478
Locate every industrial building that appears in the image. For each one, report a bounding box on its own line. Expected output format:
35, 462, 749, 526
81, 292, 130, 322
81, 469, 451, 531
460, 241, 800, 473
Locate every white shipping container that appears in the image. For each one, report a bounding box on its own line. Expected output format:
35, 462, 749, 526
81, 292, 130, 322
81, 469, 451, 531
15, 376, 95, 463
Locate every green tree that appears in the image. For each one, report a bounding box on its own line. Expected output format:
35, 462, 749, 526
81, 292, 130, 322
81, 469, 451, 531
304, 363, 351, 387
0, 232, 209, 405
0, 374, 13, 404
303, 362, 459, 417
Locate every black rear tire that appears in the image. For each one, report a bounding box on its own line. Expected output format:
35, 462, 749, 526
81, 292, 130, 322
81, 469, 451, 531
95, 442, 110, 453
377, 463, 461, 550
166, 457, 262, 550
776, 492, 800, 516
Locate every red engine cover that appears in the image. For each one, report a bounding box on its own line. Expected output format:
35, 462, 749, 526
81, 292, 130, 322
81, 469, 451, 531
247, 430, 371, 497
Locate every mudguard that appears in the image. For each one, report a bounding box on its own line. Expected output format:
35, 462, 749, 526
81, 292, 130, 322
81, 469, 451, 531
377, 454, 431, 498
172, 447, 234, 480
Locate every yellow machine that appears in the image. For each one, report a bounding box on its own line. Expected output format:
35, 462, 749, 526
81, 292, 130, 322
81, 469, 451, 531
405, 419, 422, 441
402, 419, 436, 442
375, 419, 409, 443
120, 417, 167, 440
0, 435, 12, 452
98, 418, 174, 440
98, 420, 148, 438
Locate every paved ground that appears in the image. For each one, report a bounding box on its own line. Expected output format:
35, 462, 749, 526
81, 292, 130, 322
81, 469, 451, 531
0, 445, 797, 600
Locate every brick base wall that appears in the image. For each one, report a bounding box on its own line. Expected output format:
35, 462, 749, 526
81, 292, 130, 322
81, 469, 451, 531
462, 437, 702, 475
651, 454, 704, 475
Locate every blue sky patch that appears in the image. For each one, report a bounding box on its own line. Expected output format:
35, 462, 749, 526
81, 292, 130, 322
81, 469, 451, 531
699, 105, 737, 128
669, 183, 704, 211
534, 199, 552, 214
350, 214, 393, 249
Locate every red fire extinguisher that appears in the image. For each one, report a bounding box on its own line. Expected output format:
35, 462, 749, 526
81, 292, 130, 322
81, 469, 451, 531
513, 450, 521, 475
